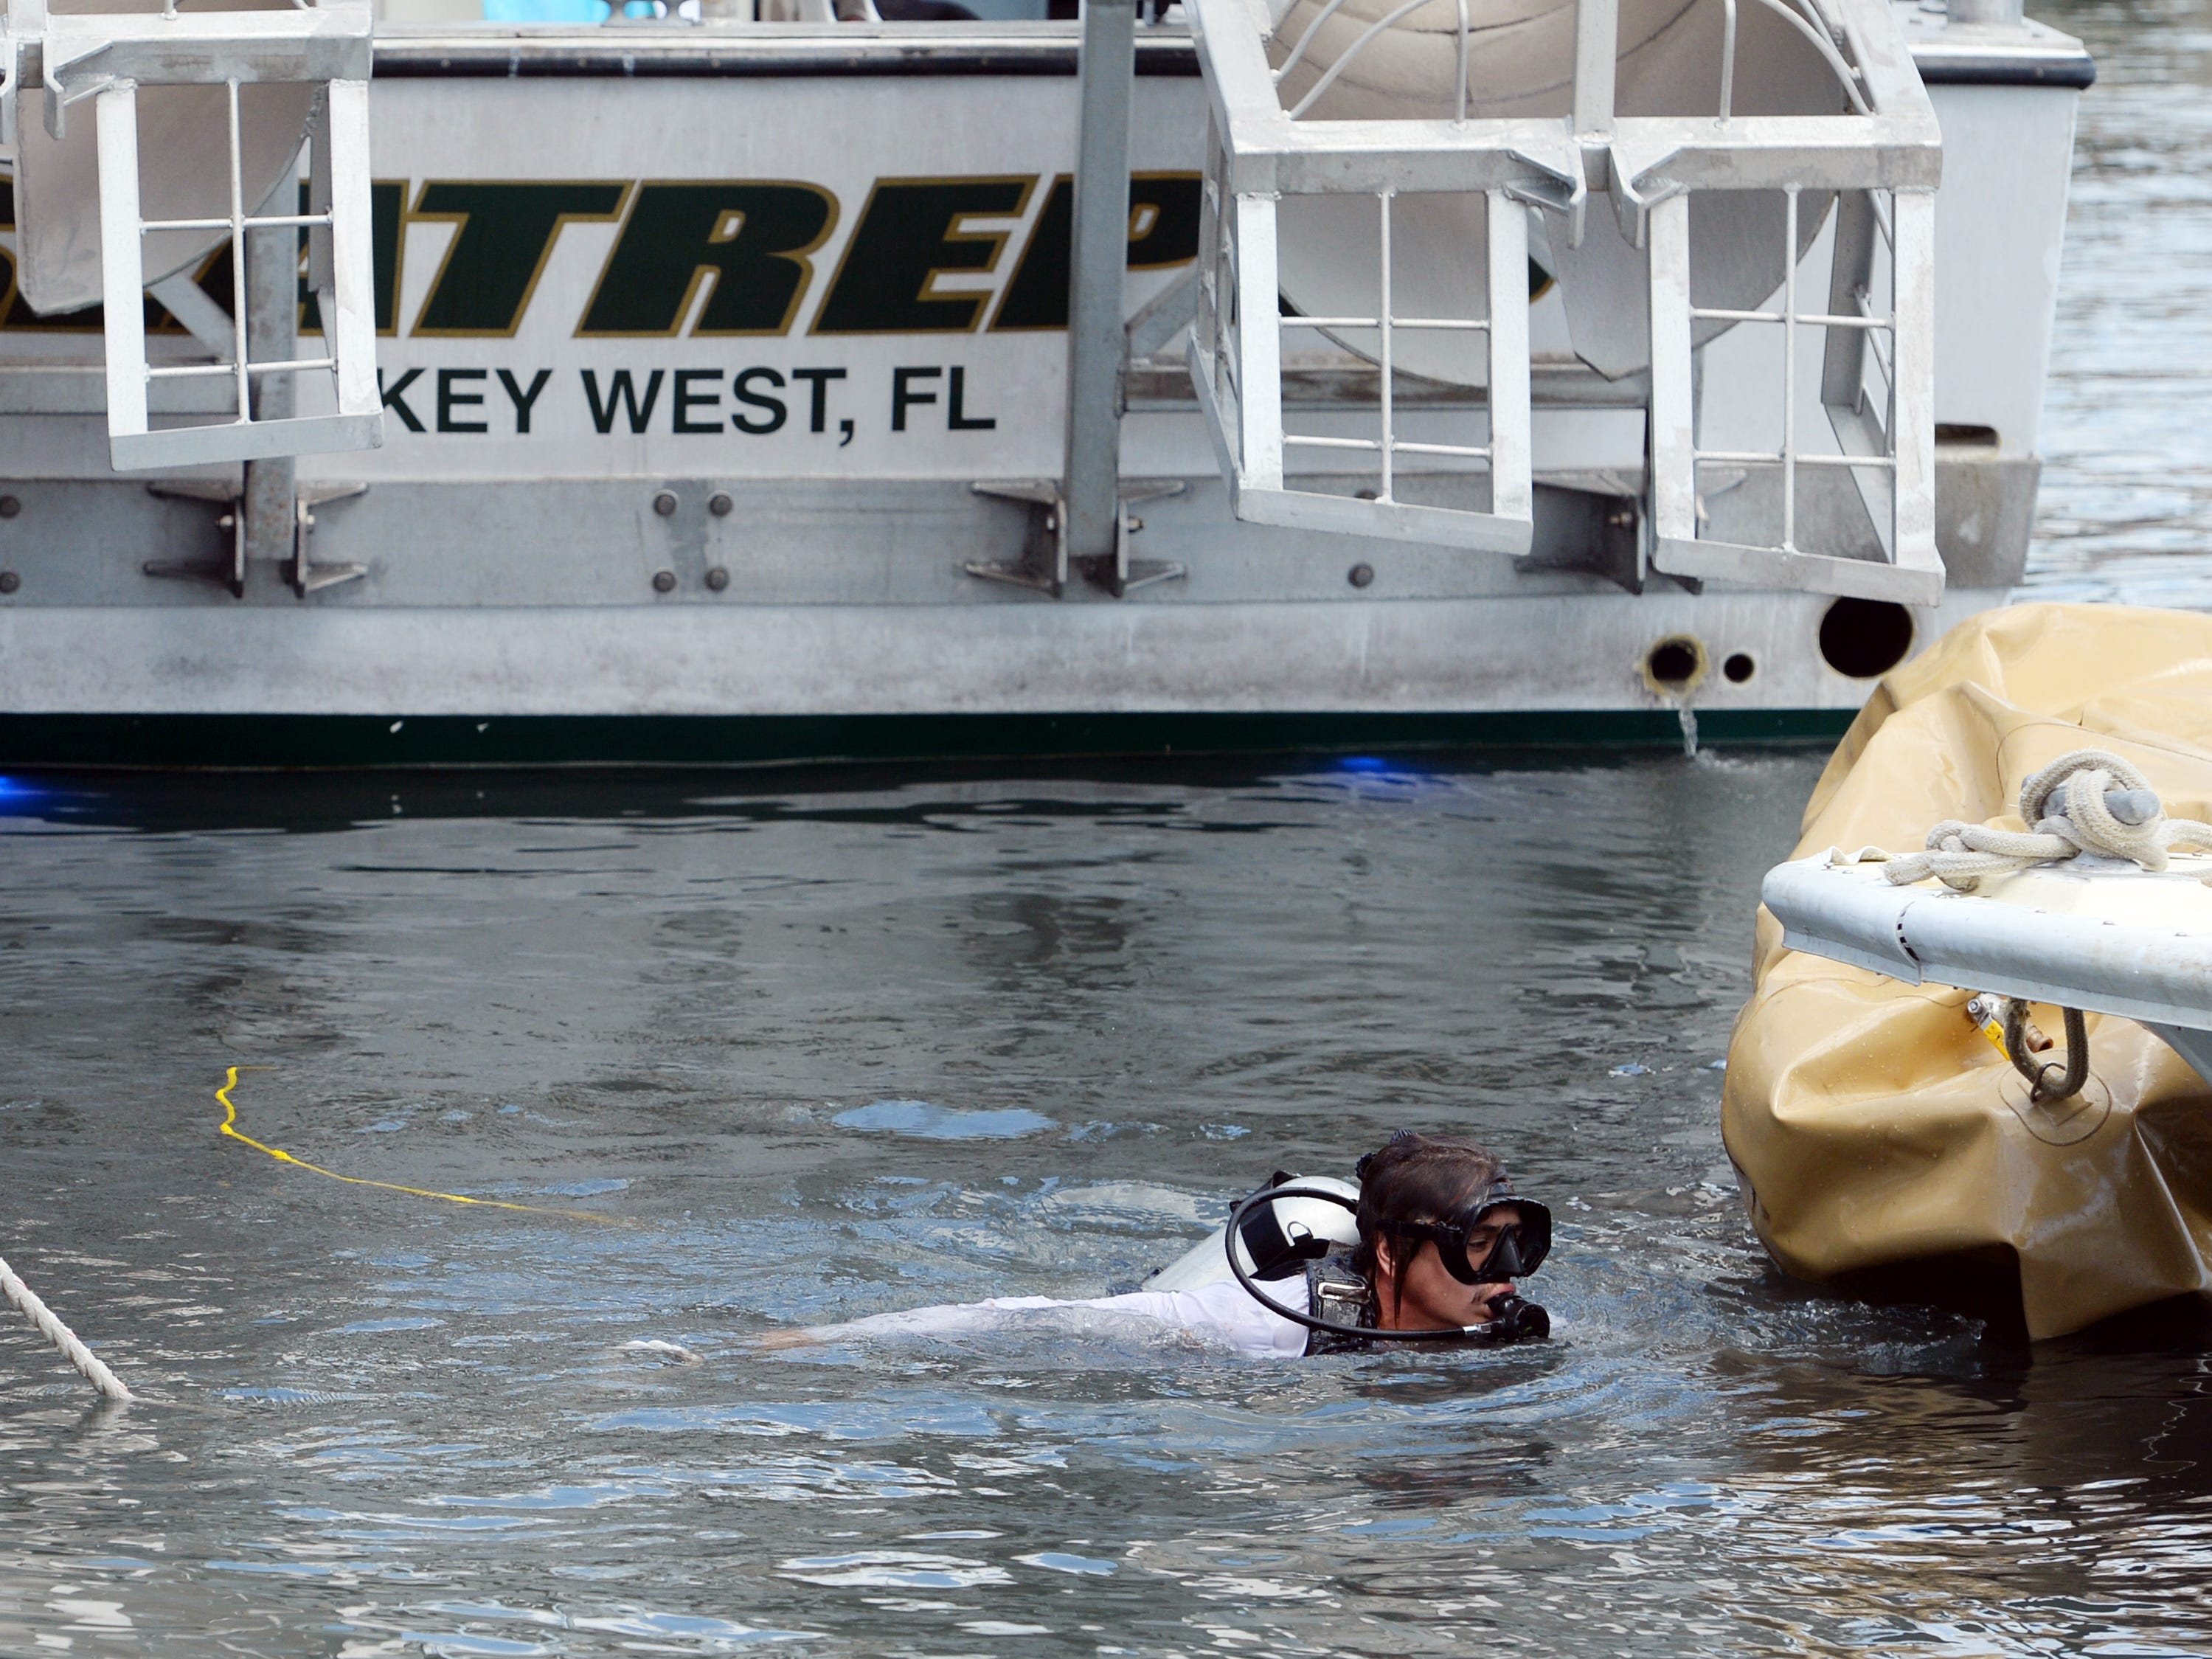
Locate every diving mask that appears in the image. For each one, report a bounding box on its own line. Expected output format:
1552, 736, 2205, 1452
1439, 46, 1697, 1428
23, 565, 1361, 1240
1394, 1178, 1553, 1287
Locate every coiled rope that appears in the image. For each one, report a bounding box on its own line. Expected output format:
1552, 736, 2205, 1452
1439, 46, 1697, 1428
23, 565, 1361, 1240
0, 1252, 131, 1402
1873, 749, 2212, 894
1831, 747, 2212, 1105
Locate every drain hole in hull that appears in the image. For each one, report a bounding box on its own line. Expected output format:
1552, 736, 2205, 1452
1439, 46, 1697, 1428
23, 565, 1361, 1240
1818, 599, 1915, 679
1647, 639, 1701, 688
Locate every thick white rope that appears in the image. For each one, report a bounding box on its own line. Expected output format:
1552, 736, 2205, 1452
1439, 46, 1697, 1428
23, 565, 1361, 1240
1863, 749, 2212, 893
0, 1251, 133, 1402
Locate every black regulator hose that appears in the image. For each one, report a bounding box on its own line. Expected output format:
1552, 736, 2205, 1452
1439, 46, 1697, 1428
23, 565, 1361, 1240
1223, 1185, 1550, 1345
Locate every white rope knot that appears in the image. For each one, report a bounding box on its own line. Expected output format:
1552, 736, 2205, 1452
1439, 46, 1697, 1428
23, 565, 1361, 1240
1876, 749, 2212, 893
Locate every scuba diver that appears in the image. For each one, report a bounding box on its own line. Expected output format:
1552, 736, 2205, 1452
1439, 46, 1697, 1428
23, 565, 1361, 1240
761, 1130, 1551, 1358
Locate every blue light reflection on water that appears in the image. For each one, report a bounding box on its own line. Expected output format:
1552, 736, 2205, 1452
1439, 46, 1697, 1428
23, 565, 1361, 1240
1334, 755, 1440, 781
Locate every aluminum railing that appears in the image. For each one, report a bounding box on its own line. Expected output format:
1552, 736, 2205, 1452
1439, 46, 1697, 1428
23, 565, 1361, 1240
1189, 0, 1570, 553
2, 0, 384, 470
1649, 179, 1940, 601
1188, 0, 1946, 599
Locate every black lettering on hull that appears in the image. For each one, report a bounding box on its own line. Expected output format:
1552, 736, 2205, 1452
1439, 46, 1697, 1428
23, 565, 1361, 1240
582, 368, 666, 434
578, 182, 838, 339
812, 178, 1034, 336
412, 181, 630, 337
992, 172, 1202, 331
498, 367, 554, 432
732, 367, 788, 434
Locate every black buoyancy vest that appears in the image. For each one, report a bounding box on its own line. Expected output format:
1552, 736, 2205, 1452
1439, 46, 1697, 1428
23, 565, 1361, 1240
1302, 1251, 1380, 1355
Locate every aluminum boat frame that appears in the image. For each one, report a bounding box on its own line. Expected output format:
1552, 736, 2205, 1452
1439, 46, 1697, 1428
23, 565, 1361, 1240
0, 0, 2093, 765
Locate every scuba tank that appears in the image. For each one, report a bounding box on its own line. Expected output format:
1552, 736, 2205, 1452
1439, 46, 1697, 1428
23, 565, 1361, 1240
1143, 1174, 1362, 1293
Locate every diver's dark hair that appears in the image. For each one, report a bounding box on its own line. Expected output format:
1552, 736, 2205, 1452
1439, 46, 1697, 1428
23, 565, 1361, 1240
1351, 1131, 1506, 1316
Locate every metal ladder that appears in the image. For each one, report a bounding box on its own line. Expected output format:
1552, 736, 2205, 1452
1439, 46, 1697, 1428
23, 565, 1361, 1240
1185, 0, 1945, 601
1, 0, 384, 472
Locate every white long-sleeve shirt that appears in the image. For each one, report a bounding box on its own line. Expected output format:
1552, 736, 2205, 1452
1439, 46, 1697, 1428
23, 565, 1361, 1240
807, 1278, 1308, 1360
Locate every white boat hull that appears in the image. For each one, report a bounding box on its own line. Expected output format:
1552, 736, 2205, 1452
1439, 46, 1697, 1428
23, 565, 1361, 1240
0, 19, 2091, 755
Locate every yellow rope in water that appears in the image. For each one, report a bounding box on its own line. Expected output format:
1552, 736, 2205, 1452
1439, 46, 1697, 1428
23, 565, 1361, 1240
215, 1066, 625, 1225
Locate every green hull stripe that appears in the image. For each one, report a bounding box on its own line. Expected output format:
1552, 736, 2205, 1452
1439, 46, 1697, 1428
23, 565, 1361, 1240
0, 709, 1855, 770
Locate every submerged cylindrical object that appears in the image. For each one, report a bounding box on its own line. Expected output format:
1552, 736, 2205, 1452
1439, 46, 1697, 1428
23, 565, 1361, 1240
1266, 0, 1849, 383
11, 0, 318, 314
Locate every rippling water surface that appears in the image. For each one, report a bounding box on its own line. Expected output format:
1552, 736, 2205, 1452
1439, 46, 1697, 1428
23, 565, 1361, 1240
2023, 0, 2212, 606
10, 5, 2212, 1653
6, 753, 2212, 1657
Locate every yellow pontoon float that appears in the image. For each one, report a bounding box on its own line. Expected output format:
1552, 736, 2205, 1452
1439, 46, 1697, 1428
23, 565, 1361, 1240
1728, 603, 2212, 1339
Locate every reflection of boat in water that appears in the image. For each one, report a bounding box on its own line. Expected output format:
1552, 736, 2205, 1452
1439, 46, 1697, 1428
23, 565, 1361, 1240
0, 0, 2090, 763
1730, 605, 2212, 1339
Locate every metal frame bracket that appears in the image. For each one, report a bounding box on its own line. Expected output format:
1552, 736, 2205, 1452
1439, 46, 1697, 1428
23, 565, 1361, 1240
968, 479, 1188, 598
144, 477, 367, 598
1184, 0, 1946, 598
2, 0, 384, 474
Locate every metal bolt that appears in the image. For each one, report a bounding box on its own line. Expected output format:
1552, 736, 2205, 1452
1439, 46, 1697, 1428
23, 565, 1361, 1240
652, 569, 677, 594
653, 491, 679, 517
1348, 563, 1375, 589
709, 493, 733, 517
705, 567, 730, 592
0, 572, 20, 595
0, 496, 18, 519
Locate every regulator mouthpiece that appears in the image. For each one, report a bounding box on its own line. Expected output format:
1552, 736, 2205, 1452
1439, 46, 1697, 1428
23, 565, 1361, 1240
1466, 1294, 1550, 1344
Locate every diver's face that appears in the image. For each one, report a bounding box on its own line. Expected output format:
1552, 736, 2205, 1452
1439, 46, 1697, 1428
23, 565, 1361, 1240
1375, 1205, 1522, 1331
